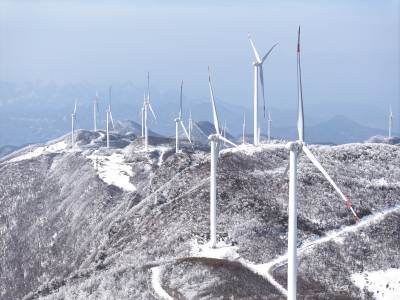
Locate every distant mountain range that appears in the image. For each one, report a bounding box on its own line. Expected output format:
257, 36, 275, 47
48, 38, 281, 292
0, 81, 397, 147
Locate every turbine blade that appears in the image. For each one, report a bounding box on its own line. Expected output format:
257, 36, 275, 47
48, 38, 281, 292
297, 26, 304, 142
95, 92, 99, 112
282, 152, 302, 179
261, 43, 278, 63
282, 162, 290, 179
148, 103, 157, 120
109, 111, 115, 130
179, 80, 183, 119
73, 99, 78, 114
219, 135, 237, 147
109, 86, 112, 109
248, 33, 261, 63
302, 145, 359, 219
147, 72, 150, 100
208, 67, 220, 135
259, 64, 266, 118
180, 120, 192, 144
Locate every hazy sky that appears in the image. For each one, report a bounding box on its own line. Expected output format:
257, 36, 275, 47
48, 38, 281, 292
0, 0, 399, 110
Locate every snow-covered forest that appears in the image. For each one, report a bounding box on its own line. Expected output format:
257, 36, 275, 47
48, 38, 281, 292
0, 130, 399, 299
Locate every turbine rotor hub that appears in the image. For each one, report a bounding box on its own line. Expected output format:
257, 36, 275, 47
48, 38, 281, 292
286, 141, 303, 152
208, 134, 219, 142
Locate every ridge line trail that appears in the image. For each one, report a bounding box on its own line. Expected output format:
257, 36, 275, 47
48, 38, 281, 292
246, 204, 400, 296
148, 205, 400, 298
150, 266, 173, 300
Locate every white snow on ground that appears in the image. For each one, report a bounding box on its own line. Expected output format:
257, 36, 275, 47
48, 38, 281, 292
190, 240, 240, 260
240, 258, 289, 296
299, 205, 400, 252
9, 141, 67, 162
221, 143, 285, 156
157, 147, 169, 167
189, 240, 288, 295
256, 205, 400, 296
87, 152, 136, 192
151, 266, 173, 300
188, 205, 400, 297
351, 268, 400, 300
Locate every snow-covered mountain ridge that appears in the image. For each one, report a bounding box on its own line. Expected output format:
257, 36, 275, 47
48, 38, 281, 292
0, 130, 399, 299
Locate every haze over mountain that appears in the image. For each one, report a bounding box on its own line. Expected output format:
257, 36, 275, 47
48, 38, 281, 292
0, 81, 397, 148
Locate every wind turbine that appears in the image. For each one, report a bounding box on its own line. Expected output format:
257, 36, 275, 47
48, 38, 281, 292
286, 27, 359, 300
267, 110, 272, 143
389, 105, 393, 138
143, 73, 157, 151
207, 67, 237, 248
242, 112, 246, 144
93, 92, 99, 132
222, 120, 227, 147
174, 81, 192, 153
188, 110, 193, 142
248, 33, 278, 146
71, 99, 78, 148
141, 92, 145, 137
106, 87, 115, 148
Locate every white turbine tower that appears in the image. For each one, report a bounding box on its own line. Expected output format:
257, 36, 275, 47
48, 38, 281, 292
242, 112, 246, 144
267, 110, 272, 143
174, 80, 192, 153
389, 105, 393, 138
93, 92, 99, 132
207, 67, 237, 248
286, 27, 359, 300
188, 110, 193, 142
106, 87, 115, 148
222, 120, 227, 147
248, 34, 278, 146
143, 73, 157, 151
71, 99, 78, 148
141, 92, 145, 137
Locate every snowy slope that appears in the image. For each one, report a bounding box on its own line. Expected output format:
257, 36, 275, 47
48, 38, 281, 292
0, 132, 399, 299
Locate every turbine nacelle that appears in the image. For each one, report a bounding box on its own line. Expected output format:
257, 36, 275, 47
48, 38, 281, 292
286, 141, 302, 152
208, 134, 219, 142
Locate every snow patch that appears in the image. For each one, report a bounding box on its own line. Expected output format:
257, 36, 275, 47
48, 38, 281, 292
189, 240, 288, 296
370, 178, 389, 188
190, 240, 240, 260
9, 141, 67, 162
221, 143, 285, 156
351, 268, 400, 299
87, 152, 136, 192
157, 147, 169, 167
151, 266, 173, 300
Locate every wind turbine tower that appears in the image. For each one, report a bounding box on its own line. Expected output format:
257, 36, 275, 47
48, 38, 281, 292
141, 93, 145, 137
106, 87, 115, 148
188, 110, 193, 142
174, 80, 192, 153
267, 110, 272, 143
143, 73, 157, 151
207, 67, 237, 248
286, 27, 359, 300
242, 112, 246, 144
71, 99, 77, 148
389, 105, 393, 138
93, 92, 99, 132
248, 34, 278, 146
